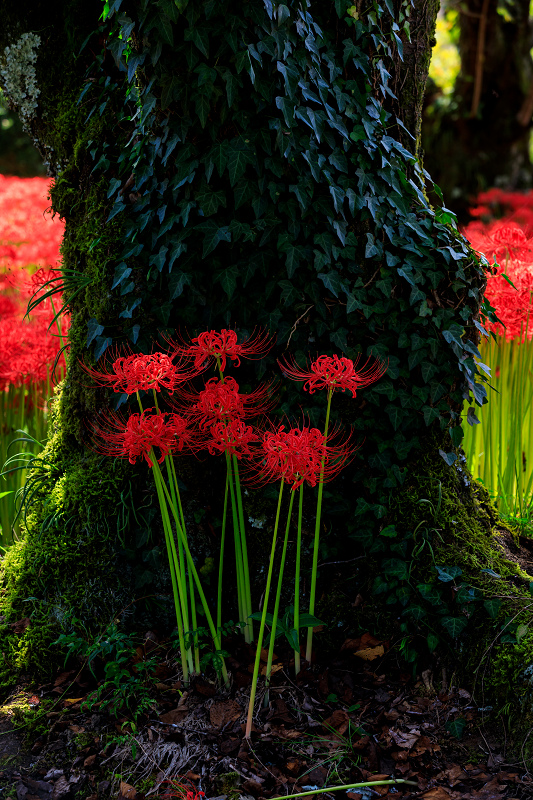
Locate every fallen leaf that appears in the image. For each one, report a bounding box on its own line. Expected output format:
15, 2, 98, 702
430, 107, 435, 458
159, 707, 189, 724
119, 782, 137, 800
443, 765, 466, 786
389, 729, 420, 749
209, 700, 241, 727
322, 709, 349, 735
354, 645, 385, 661
63, 698, 84, 707
260, 663, 283, 676
10, 617, 30, 635
421, 789, 451, 799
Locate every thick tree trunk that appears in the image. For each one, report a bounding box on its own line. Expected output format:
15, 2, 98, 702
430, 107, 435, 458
423, 0, 533, 220
0, 0, 531, 704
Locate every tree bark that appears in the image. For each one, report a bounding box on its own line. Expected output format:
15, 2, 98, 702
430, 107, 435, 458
0, 0, 531, 702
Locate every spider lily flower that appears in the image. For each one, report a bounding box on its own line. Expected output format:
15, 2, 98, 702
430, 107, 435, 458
202, 417, 258, 459
80, 349, 201, 395
89, 408, 194, 467
278, 353, 388, 398
175, 375, 276, 429
249, 422, 355, 490
167, 327, 274, 372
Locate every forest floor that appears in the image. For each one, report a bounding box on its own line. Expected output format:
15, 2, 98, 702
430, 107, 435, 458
0, 631, 532, 800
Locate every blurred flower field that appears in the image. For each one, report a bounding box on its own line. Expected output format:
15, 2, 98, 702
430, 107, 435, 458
0, 175, 66, 546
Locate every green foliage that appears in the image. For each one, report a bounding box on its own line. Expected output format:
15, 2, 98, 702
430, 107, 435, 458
55, 620, 158, 719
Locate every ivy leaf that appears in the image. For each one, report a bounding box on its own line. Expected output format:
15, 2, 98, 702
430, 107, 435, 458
196, 188, 227, 216
86, 318, 104, 347
119, 298, 142, 318
446, 718, 466, 739
168, 271, 191, 300
434, 565, 462, 582
153, 11, 174, 46
196, 220, 231, 257
440, 616, 468, 638
111, 262, 132, 290
195, 94, 210, 128
93, 336, 113, 361
417, 583, 442, 606
382, 558, 409, 581
278, 279, 299, 305
216, 265, 239, 299
227, 141, 253, 186
484, 599, 501, 619
439, 449, 457, 466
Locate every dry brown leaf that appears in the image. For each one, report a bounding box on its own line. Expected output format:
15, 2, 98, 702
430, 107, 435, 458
159, 707, 189, 724
354, 645, 385, 661
389, 729, 420, 749
209, 699, 242, 727
444, 765, 466, 786
322, 709, 349, 735
63, 698, 84, 707
260, 663, 283, 676
119, 782, 137, 800
421, 789, 451, 799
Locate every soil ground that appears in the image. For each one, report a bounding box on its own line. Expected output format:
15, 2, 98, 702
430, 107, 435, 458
1, 631, 533, 800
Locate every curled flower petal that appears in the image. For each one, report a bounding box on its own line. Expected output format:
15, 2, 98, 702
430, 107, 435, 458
247, 421, 356, 489
167, 327, 274, 372
89, 408, 194, 467
174, 375, 276, 429
80, 348, 200, 394
278, 353, 387, 397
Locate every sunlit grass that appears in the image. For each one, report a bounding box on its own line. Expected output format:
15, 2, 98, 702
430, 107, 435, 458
463, 332, 533, 530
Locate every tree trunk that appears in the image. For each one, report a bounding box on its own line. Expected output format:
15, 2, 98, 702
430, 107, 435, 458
423, 0, 533, 221
0, 0, 531, 703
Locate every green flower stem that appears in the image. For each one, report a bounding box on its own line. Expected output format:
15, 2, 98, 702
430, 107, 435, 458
156, 469, 193, 675
268, 779, 418, 799
152, 458, 230, 686
232, 454, 253, 642
265, 488, 295, 690
294, 483, 303, 676
225, 451, 246, 637
245, 481, 284, 740
306, 388, 333, 664
217, 474, 229, 636
151, 455, 189, 685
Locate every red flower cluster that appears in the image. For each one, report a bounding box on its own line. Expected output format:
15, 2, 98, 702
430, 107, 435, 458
251, 423, 353, 489
463, 196, 533, 341
170, 327, 273, 371
0, 176, 67, 390
279, 353, 388, 397
82, 351, 196, 395
91, 408, 192, 467
88, 330, 382, 481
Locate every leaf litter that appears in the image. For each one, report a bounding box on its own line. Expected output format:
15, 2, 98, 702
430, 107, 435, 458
0, 632, 531, 800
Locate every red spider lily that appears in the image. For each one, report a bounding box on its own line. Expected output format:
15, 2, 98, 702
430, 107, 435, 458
203, 417, 258, 459
278, 353, 387, 398
159, 779, 205, 800
81, 350, 200, 395
463, 216, 533, 340
89, 408, 194, 467
0, 175, 63, 271
176, 376, 276, 429
249, 423, 354, 490
0, 177, 67, 390
168, 327, 274, 371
